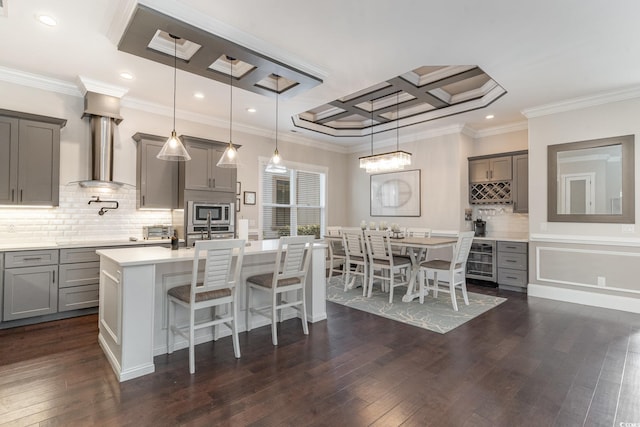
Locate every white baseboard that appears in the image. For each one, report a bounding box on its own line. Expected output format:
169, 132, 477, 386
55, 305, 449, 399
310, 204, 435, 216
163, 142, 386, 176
528, 283, 640, 314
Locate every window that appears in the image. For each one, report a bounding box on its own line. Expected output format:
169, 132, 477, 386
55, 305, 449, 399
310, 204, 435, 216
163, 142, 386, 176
260, 159, 326, 240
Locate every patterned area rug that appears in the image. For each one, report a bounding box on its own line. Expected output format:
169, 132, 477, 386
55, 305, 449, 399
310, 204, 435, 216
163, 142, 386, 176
326, 276, 506, 334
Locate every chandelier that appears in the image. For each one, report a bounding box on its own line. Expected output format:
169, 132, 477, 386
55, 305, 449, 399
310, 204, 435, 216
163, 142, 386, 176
359, 93, 412, 173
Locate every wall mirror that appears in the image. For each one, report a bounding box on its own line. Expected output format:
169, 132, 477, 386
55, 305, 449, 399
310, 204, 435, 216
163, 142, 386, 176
548, 134, 634, 223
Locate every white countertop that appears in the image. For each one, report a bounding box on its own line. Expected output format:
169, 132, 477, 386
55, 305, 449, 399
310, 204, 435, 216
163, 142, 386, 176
472, 232, 529, 242
97, 240, 327, 267
0, 239, 174, 252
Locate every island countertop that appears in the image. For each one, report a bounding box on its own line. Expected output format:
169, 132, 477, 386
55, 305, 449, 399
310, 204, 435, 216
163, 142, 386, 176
96, 240, 327, 267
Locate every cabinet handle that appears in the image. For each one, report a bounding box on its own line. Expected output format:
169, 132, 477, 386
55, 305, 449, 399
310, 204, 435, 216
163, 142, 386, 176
506, 259, 517, 263
52, 271, 56, 283
23, 257, 42, 261
11, 189, 15, 202
506, 276, 518, 280
142, 195, 145, 206
208, 178, 211, 188
485, 171, 489, 179
212, 178, 215, 188
20, 189, 23, 202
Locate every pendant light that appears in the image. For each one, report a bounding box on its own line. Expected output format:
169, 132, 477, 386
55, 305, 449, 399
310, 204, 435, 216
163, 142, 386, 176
216, 56, 240, 168
265, 76, 287, 174
157, 34, 191, 161
359, 93, 412, 173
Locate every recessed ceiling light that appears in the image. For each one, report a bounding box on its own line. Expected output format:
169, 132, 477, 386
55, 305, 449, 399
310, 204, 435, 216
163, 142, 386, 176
485, 114, 494, 119
194, 92, 205, 99
246, 107, 257, 113
120, 72, 134, 80
37, 15, 57, 26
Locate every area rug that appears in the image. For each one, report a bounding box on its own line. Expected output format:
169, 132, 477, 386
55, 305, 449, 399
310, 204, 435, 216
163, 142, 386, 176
326, 276, 506, 334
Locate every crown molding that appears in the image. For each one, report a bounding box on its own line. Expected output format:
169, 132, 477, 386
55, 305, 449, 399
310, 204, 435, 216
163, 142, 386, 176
349, 123, 469, 154
474, 120, 528, 138
0, 66, 81, 97
77, 76, 129, 98
522, 85, 640, 118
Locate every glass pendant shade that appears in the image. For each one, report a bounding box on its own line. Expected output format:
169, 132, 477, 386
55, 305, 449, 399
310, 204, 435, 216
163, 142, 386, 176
216, 142, 240, 168
157, 35, 191, 161
158, 130, 191, 161
266, 148, 287, 174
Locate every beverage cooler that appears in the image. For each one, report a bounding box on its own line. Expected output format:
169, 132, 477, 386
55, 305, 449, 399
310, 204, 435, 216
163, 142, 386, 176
466, 240, 496, 282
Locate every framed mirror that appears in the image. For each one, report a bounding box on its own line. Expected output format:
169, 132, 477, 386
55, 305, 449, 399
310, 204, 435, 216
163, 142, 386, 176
548, 134, 634, 223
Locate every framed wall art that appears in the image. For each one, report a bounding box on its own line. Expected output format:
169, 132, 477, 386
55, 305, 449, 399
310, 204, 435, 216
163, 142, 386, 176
370, 169, 421, 217
244, 191, 256, 205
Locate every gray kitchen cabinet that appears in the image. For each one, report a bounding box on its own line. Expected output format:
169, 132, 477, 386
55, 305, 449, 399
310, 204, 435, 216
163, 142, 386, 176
134, 133, 178, 209
469, 156, 512, 183
3, 250, 59, 321
0, 110, 66, 206
497, 241, 528, 293
58, 247, 101, 312
181, 136, 237, 193
512, 153, 529, 213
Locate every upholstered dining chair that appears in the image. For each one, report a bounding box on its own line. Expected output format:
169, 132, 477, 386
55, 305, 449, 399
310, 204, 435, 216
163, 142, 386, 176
418, 231, 475, 311
326, 226, 346, 282
341, 227, 368, 293
245, 235, 314, 346
167, 239, 245, 374
364, 229, 412, 303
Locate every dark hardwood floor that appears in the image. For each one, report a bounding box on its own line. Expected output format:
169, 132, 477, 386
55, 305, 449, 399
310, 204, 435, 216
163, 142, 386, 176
1, 285, 639, 426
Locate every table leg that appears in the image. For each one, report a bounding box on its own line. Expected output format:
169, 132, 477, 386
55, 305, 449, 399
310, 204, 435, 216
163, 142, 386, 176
402, 247, 422, 302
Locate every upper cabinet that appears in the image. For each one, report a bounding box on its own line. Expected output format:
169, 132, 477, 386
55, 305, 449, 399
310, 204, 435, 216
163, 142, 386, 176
134, 133, 178, 209
512, 153, 528, 213
0, 110, 66, 206
180, 136, 237, 194
469, 155, 512, 183
468, 151, 527, 211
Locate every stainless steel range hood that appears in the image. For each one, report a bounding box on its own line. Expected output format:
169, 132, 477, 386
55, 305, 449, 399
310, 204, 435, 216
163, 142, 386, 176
79, 92, 125, 189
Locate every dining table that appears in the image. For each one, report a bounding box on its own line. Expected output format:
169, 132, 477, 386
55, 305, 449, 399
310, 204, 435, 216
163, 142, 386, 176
324, 233, 458, 302
388, 236, 458, 301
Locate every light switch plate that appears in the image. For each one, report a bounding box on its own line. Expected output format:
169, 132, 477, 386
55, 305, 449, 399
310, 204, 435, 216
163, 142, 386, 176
621, 224, 634, 233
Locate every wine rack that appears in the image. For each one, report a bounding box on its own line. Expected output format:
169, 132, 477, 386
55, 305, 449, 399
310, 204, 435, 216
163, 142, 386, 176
469, 181, 512, 204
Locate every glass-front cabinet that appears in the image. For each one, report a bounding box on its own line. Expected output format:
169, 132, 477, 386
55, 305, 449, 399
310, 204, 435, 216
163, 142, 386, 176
466, 240, 496, 281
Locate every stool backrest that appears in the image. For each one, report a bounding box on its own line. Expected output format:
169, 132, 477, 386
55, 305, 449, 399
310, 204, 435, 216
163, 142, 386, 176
364, 229, 392, 262
453, 231, 475, 268
277, 235, 314, 280
192, 239, 245, 296
341, 227, 366, 259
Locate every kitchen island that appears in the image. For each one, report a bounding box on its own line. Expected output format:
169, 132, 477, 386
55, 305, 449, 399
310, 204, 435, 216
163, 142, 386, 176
96, 240, 327, 382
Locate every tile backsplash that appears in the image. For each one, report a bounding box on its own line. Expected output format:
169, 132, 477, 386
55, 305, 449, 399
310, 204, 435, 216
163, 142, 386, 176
0, 185, 174, 243
469, 205, 529, 234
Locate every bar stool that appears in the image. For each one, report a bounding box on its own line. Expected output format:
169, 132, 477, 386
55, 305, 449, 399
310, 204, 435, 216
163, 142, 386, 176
166, 239, 245, 374
245, 235, 314, 346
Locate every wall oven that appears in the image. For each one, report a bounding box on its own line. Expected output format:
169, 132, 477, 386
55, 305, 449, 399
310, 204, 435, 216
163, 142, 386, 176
186, 201, 234, 245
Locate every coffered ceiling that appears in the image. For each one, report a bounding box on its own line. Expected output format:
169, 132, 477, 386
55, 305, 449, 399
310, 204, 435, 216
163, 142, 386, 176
1, 0, 640, 151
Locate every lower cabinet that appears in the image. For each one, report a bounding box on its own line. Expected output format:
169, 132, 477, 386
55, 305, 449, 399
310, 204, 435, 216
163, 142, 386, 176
3, 264, 58, 321
496, 241, 528, 292
58, 248, 101, 312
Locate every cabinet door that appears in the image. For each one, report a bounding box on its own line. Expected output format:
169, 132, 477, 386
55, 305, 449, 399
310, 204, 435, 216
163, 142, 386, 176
139, 139, 178, 208
0, 117, 19, 204
489, 156, 512, 181
211, 147, 236, 192
184, 141, 213, 191
512, 154, 528, 213
17, 120, 60, 206
3, 265, 58, 321
469, 159, 491, 183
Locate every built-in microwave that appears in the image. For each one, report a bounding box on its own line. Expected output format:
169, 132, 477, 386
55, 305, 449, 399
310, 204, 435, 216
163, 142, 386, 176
186, 201, 234, 242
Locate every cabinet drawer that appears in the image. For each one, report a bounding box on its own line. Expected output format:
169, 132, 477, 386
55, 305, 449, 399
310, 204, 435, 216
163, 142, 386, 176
498, 268, 527, 287
58, 284, 99, 312
5, 250, 58, 268
59, 247, 100, 264
497, 241, 527, 254
58, 262, 100, 288
497, 252, 527, 270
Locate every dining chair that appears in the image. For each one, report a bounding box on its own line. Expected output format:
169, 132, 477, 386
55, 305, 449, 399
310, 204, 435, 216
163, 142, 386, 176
325, 226, 346, 282
166, 239, 245, 374
341, 227, 368, 293
418, 231, 475, 311
245, 235, 314, 346
364, 229, 412, 303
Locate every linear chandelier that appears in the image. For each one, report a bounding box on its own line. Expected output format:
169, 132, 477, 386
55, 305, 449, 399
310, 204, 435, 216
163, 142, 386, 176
359, 93, 412, 173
